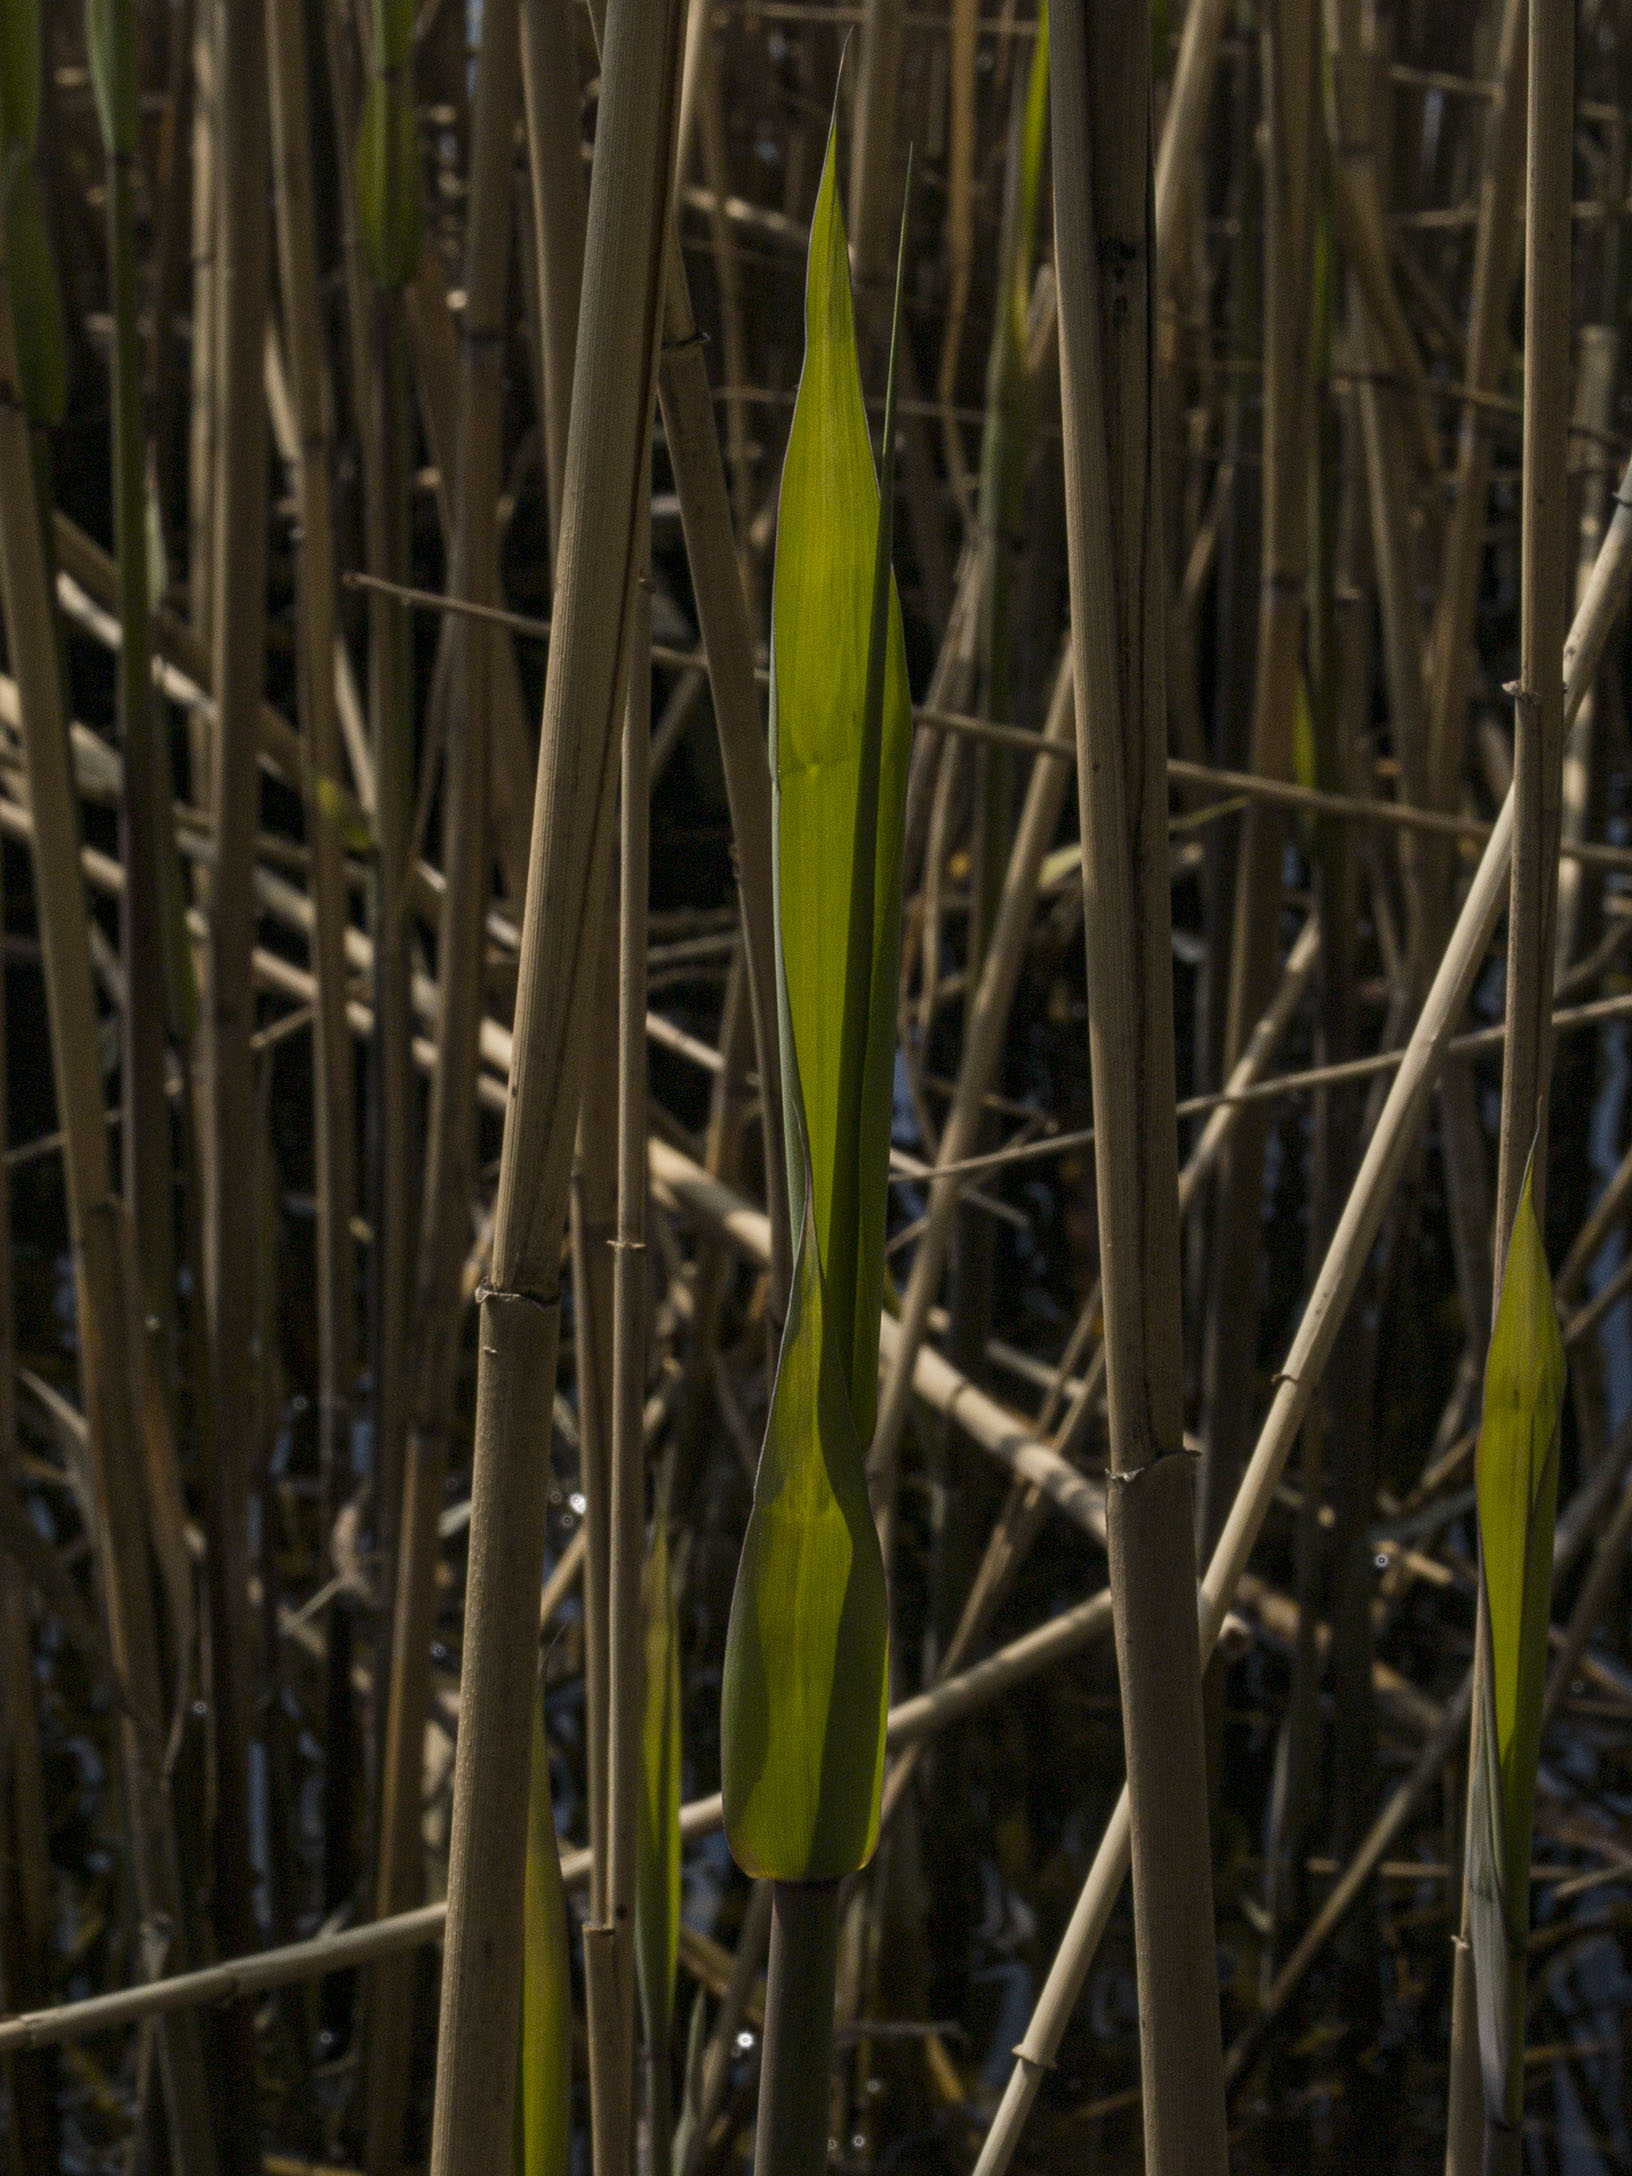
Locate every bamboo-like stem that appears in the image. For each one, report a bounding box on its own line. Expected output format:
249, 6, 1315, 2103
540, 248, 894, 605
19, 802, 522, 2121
265, 0, 360, 2093
520, 0, 587, 567
592, 521, 653, 2176
0, 169, 219, 2176
1424, 0, 1527, 858
203, 0, 272, 2159
1050, 6, 1227, 2169
364, 0, 521, 2163
400, 240, 538, 910
99, 5, 185, 1402
754, 1884, 841, 2176
1197, 0, 1316, 1557
1450, 9, 1574, 2171
1152, 0, 1231, 277
425, 0, 685, 2163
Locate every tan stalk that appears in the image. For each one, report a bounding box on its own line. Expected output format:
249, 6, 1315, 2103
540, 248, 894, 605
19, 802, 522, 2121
519, 0, 587, 566
1447, 6, 1573, 2170
203, 0, 273, 2156
1198, 0, 1317, 1555
1050, 5, 1228, 2168
424, 0, 686, 2165
364, 1, 522, 2164
1423, 0, 1528, 854
588, 516, 653, 2176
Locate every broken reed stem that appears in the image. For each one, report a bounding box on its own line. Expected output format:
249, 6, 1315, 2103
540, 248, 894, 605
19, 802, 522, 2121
1050, 6, 1228, 2174
365, 0, 521, 2160
204, 0, 273, 2156
425, 0, 686, 2167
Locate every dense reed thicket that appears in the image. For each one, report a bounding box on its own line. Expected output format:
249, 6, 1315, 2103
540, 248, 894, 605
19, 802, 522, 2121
1, 2, 1631, 2173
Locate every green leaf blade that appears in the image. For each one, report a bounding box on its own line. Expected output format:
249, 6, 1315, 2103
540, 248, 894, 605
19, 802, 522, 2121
720, 1175, 888, 1882
516, 1694, 572, 2176
770, 115, 912, 1437
1469, 1156, 1566, 2125
637, 1516, 682, 2046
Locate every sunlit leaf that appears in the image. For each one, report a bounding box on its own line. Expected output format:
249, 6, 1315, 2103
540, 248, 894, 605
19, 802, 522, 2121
514, 1691, 571, 2176
721, 1148, 889, 1881
1467, 1154, 1565, 2127
767, 110, 912, 1441
720, 100, 910, 1888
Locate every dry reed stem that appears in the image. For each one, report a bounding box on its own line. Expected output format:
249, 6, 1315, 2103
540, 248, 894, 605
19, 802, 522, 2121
425, 0, 686, 2164
1051, 4, 1227, 2167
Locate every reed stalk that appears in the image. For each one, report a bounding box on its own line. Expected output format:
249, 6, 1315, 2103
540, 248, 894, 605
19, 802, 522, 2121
89, 0, 189, 1399
202, 0, 271, 2158
1049, 5, 1227, 2168
425, 0, 685, 2165
519, 0, 587, 565
1197, 0, 1316, 1556
590, 516, 654, 2176
265, 0, 361, 2104
1448, 8, 1573, 2171
364, 0, 522, 2162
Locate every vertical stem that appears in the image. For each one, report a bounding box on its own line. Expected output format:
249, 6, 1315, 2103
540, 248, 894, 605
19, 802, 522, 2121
755, 1883, 841, 2176
1197, 0, 1316, 1557
597, 513, 653, 2176
364, 0, 521, 2160
425, 0, 685, 2166
1050, 4, 1229, 2172
265, 0, 359, 2035
1454, 9, 1574, 2175
204, 0, 271, 2161
520, 0, 587, 569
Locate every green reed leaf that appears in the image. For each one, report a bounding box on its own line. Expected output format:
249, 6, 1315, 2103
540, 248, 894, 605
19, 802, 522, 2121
767, 108, 911, 1444
720, 95, 911, 1889
514, 1690, 571, 2176
1467, 1154, 1565, 2127
637, 1511, 682, 2048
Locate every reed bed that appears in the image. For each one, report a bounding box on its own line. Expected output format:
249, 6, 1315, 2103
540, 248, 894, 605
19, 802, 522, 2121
2, 3, 1632, 2174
